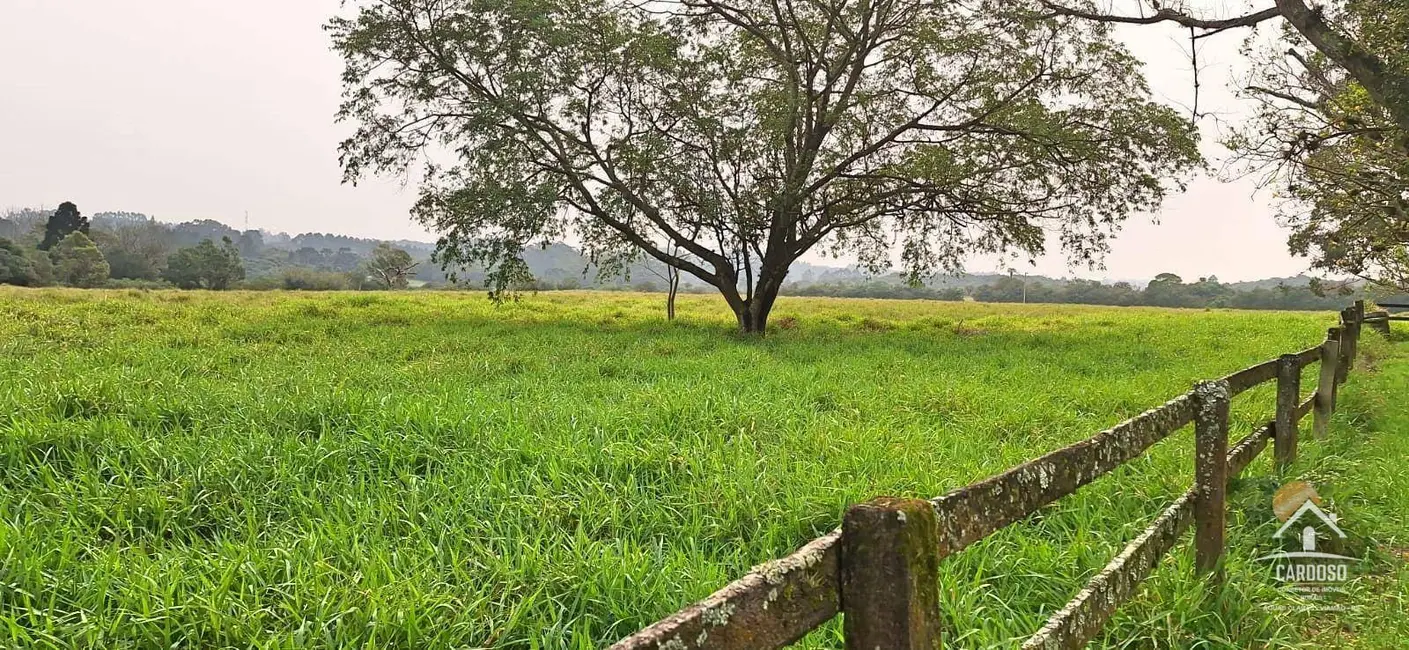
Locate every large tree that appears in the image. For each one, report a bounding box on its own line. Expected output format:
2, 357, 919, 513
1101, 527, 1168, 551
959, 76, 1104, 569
331, 0, 1201, 332
1227, 2, 1409, 291
1040, 1, 1409, 291
39, 202, 90, 251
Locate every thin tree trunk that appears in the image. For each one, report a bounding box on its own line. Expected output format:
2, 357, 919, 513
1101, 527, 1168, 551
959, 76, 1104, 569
666, 268, 679, 320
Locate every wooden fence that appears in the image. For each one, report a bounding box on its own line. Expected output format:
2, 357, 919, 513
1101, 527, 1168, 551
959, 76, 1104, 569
611, 301, 1393, 650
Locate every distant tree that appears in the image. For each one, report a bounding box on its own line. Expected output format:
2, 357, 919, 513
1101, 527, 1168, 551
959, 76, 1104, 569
39, 202, 90, 251
0, 238, 39, 286
641, 241, 684, 320
1143, 273, 1193, 308
366, 243, 418, 289
330, 247, 363, 272
51, 232, 111, 287
236, 230, 265, 257
164, 237, 246, 289
28, 248, 56, 286
170, 220, 240, 248
97, 221, 171, 280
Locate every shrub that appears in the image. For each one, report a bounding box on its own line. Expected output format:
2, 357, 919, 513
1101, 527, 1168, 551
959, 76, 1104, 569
52, 232, 111, 288
273, 267, 356, 291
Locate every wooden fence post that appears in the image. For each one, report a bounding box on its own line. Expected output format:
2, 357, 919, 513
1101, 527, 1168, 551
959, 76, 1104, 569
1336, 309, 1354, 383
1368, 310, 1392, 336
1192, 380, 1230, 578
1274, 354, 1300, 471
1349, 301, 1364, 371
842, 497, 941, 650
1314, 328, 1341, 440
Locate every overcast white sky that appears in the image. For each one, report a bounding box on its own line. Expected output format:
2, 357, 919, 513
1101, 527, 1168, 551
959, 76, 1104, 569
0, 0, 1303, 282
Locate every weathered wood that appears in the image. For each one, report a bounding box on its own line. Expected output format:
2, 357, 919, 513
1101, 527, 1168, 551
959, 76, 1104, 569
1227, 423, 1273, 478
1295, 395, 1314, 422
1221, 359, 1278, 396
1274, 354, 1300, 471
841, 498, 941, 650
1295, 345, 1322, 367
1366, 311, 1392, 336
1025, 417, 1277, 650
929, 394, 1196, 558
1192, 381, 1229, 577
1337, 308, 1355, 383
1021, 488, 1195, 650
1314, 332, 1341, 440
608, 531, 841, 650
1350, 302, 1363, 370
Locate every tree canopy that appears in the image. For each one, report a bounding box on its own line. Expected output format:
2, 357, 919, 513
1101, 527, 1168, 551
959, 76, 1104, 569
1228, 1, 1409, 291
366, 243, 418, 289
40, 202, 90, 251
330, 0, 1201, 331
51, 232, 111, 288
0, 238, 39, 287
163, 237, 246, 290
1040, 0, 1409, 292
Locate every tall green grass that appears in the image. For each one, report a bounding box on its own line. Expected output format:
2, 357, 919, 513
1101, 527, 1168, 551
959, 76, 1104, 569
0, 288, 1373, 648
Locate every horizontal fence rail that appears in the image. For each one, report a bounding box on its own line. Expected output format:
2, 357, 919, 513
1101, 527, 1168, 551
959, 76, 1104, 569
611, 301, 1387, 650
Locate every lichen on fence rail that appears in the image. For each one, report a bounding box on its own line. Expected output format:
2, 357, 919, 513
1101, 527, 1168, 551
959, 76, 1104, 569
1024, 415, 1280, 650
607, 531, 841, 650
1228, 422, 1274, 477
1021, 488, 1196, 650
929, 393, 1196, 558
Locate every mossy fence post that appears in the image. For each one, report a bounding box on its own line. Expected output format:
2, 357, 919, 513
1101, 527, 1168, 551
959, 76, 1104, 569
1274, 354, 1300, 471
1192, 380, 1230, 577
841, 497, 942, 650
1314, 328, 1342, 440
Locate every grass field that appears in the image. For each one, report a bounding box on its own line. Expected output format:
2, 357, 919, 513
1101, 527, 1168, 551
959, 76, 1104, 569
0, 288, 1402, 648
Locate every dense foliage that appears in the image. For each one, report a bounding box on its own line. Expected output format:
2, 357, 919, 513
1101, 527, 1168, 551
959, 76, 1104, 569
366, 243, 418, 289
0, 208, 440, 290
163, 237, 247, 290
51, 232, 110, 288
0, 238, 39, 287
331, 0, 1202, 331
1227, 0, 1409, 292
1039, 1, 1409, 293
38, 201, 90, 251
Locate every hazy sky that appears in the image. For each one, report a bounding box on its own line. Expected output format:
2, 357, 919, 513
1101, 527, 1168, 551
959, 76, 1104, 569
1, 0, 1304, 282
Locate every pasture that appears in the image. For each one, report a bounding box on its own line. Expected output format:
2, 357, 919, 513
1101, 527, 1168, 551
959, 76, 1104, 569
0, 288, 1397, 648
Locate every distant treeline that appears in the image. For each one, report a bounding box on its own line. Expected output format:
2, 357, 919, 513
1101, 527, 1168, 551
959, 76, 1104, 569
0, 205, 1366, 311
774, 274, 1358, 311
0, 206, 447, 290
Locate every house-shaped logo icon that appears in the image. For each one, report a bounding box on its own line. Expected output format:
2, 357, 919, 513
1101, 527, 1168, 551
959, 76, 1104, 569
1259, 482, 1356, 591
1271, 499, 1349, 559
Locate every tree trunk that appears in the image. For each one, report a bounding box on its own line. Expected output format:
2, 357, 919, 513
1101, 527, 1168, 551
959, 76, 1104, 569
732, 273, 785, 334
666, 268, 679, 321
